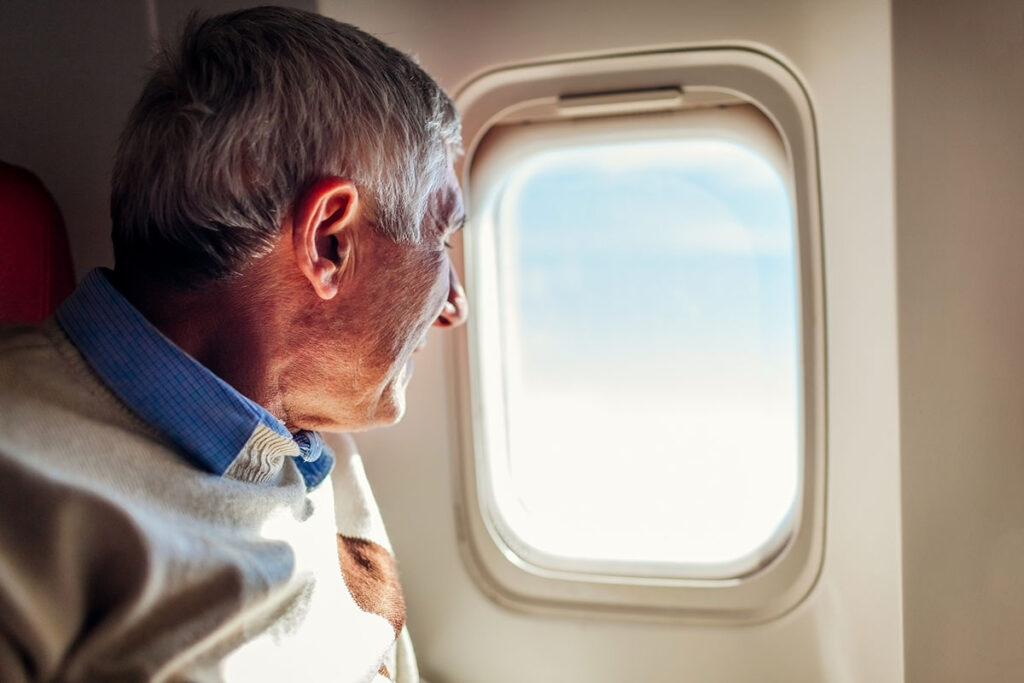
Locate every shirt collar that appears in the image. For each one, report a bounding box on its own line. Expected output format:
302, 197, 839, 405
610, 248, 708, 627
55, 268, 333, 489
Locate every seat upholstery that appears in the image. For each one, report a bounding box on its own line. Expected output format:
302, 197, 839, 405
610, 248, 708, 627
0, 162, 75, 323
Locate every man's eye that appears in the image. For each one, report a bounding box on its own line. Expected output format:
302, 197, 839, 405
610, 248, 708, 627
443, 240, 453, 249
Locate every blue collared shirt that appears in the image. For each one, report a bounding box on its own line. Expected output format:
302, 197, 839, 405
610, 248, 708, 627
55, 269, 333, 489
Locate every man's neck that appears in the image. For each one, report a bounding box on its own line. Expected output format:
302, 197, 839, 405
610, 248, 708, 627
113, 268, 290, 427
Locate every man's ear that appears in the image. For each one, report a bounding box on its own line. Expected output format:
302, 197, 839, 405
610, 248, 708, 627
291, 178, 361, 300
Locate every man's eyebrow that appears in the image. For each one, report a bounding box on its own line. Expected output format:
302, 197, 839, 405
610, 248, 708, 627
452, 213, 467, 232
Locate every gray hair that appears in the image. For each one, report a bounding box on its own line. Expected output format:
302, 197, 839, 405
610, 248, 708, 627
111, 6, 461, 286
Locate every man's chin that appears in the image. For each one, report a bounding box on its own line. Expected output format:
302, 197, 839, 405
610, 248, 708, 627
291, 397, 406, 434
359, 387, 407, 430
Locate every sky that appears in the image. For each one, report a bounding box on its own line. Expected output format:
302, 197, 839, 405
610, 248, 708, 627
484, 139, 802, 571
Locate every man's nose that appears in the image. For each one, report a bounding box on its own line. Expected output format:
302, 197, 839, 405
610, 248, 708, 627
436, 260, 468, 328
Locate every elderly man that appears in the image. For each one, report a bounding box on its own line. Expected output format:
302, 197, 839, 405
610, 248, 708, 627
0, 7, 466, 682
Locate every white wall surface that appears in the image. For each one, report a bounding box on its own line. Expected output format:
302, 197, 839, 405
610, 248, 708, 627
322, 1, 904, 681
893, 1, 1024, 681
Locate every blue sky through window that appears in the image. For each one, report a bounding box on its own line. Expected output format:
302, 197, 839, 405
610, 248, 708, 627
492, 139, 801, 570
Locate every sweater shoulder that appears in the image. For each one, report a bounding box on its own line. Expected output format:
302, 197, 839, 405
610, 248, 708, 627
0, 321, 76, 408
0, 321, 53, 356
0, 319, 107, 411
0, 319, 163, 466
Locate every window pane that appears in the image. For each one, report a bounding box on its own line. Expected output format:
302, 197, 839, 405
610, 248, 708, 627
489, 139, 800, 573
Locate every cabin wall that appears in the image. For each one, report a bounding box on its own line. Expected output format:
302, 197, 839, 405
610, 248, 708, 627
321, 1, 903, 682
893, 1, 1024, 682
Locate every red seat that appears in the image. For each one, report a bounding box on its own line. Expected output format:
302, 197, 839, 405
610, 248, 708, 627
0, 162, 75, 323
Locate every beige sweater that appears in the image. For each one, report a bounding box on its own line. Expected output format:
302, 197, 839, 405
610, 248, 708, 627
0, 321, 417, 682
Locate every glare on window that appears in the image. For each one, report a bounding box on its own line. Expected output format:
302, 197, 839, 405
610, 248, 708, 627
485, 139, 800, 575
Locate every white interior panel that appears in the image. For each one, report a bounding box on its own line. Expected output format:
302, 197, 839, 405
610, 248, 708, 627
321, 0, 901, 681
894, 1, 1024, 681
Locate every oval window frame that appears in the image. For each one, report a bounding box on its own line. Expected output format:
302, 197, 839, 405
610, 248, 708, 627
448, 47, 826, 623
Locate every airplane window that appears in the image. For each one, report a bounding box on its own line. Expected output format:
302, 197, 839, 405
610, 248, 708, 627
480, 136, 799, 577
454, 50, 824, 617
